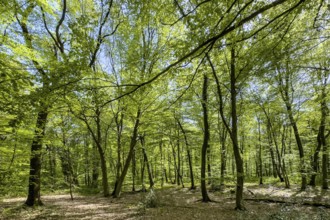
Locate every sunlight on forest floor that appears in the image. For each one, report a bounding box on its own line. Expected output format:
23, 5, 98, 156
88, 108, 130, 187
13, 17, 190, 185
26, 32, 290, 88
1, 185, 330, 219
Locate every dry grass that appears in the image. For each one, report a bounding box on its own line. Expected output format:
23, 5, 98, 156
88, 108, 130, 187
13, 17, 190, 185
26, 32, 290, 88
1, 185, 330, 220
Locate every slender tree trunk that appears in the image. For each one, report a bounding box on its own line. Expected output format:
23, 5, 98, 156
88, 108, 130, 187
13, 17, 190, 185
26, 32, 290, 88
279, 71, 306, 190
220, 128, 227, 189
207, 146, 212, 185
83, 108, 110, 197
320, 77, 329, 189
141, 152, 146, 192
84, 138, 90, 186
310, 139, 322, 186
112, 109, 141, 198
207, 51, 244, 208
257, 117, 263, 185
25, 109, 48, 206
113, 111, 123, 193
201, 73, 211, 202
168, 151, 173, 184
280, 126, 290, 188
141, 135, 154, 188
159, 141, 165, 187
287, 106, 306, 190
46, 145, 56, 187
176, 128, 181, 186
132, 149, 136, 192
273, 133, 284, 182
91, 144, 99, 188
177, 119, 195, 189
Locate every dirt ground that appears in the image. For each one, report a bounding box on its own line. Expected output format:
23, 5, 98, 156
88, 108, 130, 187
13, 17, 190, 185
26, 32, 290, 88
1, 185, 330, 220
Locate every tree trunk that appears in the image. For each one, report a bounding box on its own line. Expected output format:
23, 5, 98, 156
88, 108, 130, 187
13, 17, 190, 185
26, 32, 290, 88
159, 141, 165, 187
83, 107, 110, 197
257, 117, 263, 185
320, 77, 329, 189
287, 106, 306, 190
310, 138, 322, 186
281, 125, 290, 188
112, 109, 141, 198
91, 144, 99, 188
177, 119, 195, 189
279, 70, 306, 190
176, 128, 181, 186
220, 128, 227, 188
207, 146, 212, 185
170, 140, 184, 187
201, 73, 211, 202
25, 109, 48, 206
229, 48, 245, 210
141, 135, 154, 188
114, 111, 123, 193
132, 149, 136, 192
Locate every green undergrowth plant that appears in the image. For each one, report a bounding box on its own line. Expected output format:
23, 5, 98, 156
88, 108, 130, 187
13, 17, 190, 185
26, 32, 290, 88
137, 188, 159, 215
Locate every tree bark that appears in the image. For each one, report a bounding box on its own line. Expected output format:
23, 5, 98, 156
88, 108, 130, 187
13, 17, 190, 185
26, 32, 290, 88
141, 135, 154, 188
25, 109, 48, 206
113, 110, 124, 194
177, 119, 195, 189
229, 48, 245, 210
207, 50, 244, 209
132, 148, 136, 192
220, 127, 227, 188
83, 107, 110, 197
112, 109, 141, 197
257, 117, 263, 185
320, 75, 329, 189
201, 73, 211, 202
279, 70, 306, 190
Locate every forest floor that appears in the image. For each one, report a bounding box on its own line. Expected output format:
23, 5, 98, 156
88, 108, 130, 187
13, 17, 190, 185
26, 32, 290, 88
1, 184, 330, 220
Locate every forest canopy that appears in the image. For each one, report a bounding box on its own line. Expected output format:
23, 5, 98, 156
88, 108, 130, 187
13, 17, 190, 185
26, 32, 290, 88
0, 0, 329, 214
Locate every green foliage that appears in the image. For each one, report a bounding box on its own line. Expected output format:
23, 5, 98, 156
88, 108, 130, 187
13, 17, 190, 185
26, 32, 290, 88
0, 0, 329, 215
137, 188, 159, 215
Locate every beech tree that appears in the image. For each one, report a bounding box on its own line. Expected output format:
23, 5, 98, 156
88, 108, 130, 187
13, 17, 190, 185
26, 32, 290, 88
3, 0, 330, 213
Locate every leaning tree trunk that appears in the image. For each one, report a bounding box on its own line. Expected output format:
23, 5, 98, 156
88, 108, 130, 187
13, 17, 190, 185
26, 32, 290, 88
201, 73, 211, 202
279, 70, 306, 190
286, 103, 306, 190
112, 109, 141, 198
83, 107, 110, 197
25, 109, 48, 206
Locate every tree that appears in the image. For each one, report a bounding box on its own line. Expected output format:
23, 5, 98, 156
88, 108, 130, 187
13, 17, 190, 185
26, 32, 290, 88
201, 73, 211, 202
